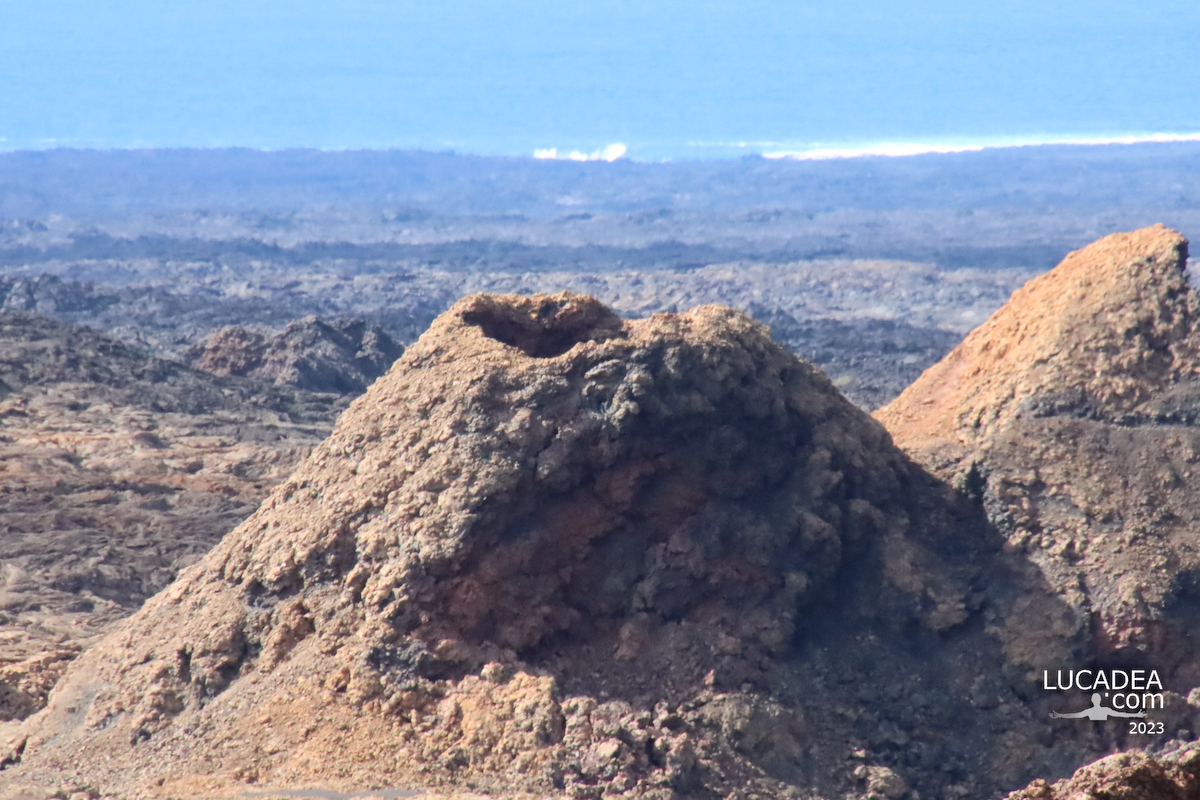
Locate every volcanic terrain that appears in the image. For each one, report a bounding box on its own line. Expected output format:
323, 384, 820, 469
6, 227, 1200, 800
0, 313, 401, 737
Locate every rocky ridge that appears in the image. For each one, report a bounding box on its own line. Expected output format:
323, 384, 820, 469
3, 292, 1071, 800
877, 224, 1200, 453
187, 316, 404, 393
1, 259, 1024, 410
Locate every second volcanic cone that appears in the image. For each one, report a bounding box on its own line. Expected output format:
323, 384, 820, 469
877, 225, 1200, 681
8, 292, 1004, 799
876, 224, 1199, 460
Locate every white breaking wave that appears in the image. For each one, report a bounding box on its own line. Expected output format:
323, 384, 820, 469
534, 143, 627, 162
763, 132, 1200, 161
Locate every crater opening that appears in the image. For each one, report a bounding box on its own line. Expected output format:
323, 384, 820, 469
461, 293, 625, 358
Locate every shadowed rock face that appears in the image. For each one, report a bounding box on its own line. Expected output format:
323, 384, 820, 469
188, 316, 404, 393
6, 291, 1060, 800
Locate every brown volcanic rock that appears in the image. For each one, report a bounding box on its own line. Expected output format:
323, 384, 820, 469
1007, 745, 1200, 800
3, 292, 1043, 799
189, 324, 264, 377
877, 225, 1200, 683
189, 316, 403, 393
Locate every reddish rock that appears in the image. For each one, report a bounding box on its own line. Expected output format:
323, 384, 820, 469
1008, 745, 1200, 800
0, 313, 338, 726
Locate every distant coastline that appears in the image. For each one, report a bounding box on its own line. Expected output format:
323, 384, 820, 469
760, 132, 1200, 162
2, 139, 1199, 221
9, 133, 1200, 165
524, 132, 1200, 162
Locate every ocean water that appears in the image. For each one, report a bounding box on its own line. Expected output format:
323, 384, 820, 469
1, 0, 1198, 161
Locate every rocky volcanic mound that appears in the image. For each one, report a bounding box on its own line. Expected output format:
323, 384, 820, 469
0, 313, 341, 729
879, 226, 1200, 764
5, 292, 1067, 800
188, 316, 404, 393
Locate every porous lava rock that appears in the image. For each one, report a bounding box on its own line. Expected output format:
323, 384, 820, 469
1, 293, 1066, 799
188, 316, 403, 394
878, 225, 1200, 718
1007, 744, 1200, 800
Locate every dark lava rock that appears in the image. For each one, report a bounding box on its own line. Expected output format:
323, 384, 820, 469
188, 316, 403, 394
750, 304, 961, 410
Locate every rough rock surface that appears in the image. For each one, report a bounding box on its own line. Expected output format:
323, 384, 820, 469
1007, 744, 1200, 800
4, 292, 1066, 800
187, 316, 404, 393
0, 313, 342, 729
3, 256, 1024, 412
877, 224, 1200, 454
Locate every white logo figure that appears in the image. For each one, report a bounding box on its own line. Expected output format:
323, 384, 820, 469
1050, 692, 1145, 721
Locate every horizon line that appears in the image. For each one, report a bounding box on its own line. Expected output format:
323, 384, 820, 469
3, 132, 1200, 163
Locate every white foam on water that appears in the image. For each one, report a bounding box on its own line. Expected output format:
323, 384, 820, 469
534, 143, 628, 162
762, 133, 1200, 161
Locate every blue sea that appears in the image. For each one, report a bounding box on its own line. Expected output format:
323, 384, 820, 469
1, 0, 1198, 161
